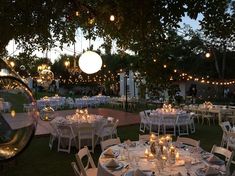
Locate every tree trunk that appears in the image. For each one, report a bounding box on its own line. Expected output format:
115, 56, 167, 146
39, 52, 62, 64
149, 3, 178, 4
212, 48, 222, 79
221, 44, 227, 79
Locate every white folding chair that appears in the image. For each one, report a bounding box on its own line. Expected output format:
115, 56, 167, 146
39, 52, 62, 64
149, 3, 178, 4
66, 97, 75, 109
220, 121, 232, 147
56, 123, 77, 153
77, 123, 95, 153
189, 112, 196, 133
177, 113, 190, 136
211, 145, 234, 176
71, 162, 81, 176
75, 146, 97, 176
139, 111, 150, 133
226, 131, 235, 164
176, 136, 200, 147
149, 115, 162, 135
100, 137, 121, 151
96, 123, 114, 142
48, 121, 59, 150
201, 109, 214, 126
139, 111, 147, 132
162, 115, 178, 136
112, 119, 119, 138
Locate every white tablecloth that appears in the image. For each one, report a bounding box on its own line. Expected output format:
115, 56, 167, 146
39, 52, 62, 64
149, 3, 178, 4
97, 142, 226, 176
50, 114, 107, 136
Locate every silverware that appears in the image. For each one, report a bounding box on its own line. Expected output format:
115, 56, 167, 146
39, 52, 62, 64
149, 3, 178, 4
121, 164, 129, 176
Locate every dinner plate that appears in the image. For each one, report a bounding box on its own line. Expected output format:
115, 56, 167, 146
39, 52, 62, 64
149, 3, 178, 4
195, 167, 220, 176
103, 151, 119, 158
207, 159, 225, 166
105, 162, 124, 171
123, 170, 153, 176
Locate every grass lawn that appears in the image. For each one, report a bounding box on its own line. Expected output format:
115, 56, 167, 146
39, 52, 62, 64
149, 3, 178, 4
1, 122, 233, 176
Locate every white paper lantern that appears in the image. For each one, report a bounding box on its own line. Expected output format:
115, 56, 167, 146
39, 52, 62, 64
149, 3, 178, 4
79, 51, 102, 74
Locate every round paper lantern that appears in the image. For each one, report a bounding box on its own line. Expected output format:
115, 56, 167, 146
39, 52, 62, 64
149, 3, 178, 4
79, 51, 102, 74
0, 58, 38, 161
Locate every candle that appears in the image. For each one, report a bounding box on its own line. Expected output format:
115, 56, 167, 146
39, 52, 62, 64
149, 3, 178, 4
170, 145, 175, 152
148, 153, 154, 159
11, 110, 16, 118
144, 148, 149, 157
166, 135, 170, 140
176, 152, 179, 160
162, 155, 167, 161
150, 133, 156, 140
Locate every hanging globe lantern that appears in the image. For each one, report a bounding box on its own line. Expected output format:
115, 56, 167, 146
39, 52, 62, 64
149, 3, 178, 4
79, 51, 102, 74
0, 58, 38, 161
38, 69, 54, 89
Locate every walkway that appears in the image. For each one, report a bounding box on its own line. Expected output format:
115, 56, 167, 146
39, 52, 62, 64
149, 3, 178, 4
36, 108, 140, 135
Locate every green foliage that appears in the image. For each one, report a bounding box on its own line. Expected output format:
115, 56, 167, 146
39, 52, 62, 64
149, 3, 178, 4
1, 0, 235, 96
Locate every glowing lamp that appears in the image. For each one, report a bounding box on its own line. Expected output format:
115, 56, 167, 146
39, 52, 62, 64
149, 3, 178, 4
79, 51, 102, 74
110, 15, 115, 21
205, 52, 211, 58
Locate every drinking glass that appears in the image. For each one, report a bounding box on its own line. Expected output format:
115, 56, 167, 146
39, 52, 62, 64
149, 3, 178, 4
135, 155, 140, 167
128, 152, 135, 168
185, 158, 192, 173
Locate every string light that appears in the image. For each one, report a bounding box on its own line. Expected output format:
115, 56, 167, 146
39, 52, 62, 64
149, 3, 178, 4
109, 15, 115, 21
205, 52, 211, 58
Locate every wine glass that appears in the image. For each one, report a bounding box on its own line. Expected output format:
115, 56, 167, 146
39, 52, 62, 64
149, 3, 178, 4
185, 158, 192, 174
134, 155, 140, 167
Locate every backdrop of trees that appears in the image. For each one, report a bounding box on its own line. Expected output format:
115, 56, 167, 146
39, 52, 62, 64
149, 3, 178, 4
1, 0, 235, 97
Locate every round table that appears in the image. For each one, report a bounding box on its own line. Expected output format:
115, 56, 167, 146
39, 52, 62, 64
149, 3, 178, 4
97, 141, 226, 176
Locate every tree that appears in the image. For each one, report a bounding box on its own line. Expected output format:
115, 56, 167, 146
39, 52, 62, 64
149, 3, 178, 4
0, 0, 210, 54
0, 0, 78, 53
199, 0, 235, 79
1, 0, 235, 96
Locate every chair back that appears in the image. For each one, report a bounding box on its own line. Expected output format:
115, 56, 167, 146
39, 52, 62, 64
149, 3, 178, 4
144, 110, 151, 117
71, 162, 81, 176
139, 111, 146, 122
75, 146, 96, 176
56, 123, 75, 138
113, 119, 119, 129
78, 123, 94, 138
176, 136, 200, 147
211, 145, 234, 175
162, 115, 178, 125
101, 137, 121, 151
177, 113, 190, 124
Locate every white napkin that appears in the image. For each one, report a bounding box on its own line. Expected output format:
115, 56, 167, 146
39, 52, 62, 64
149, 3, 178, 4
103, 148, 114, 157
125, 139, 136, 147
106, 159, 119, 168
205, 166, 219, 175
133, 169, 146, 176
